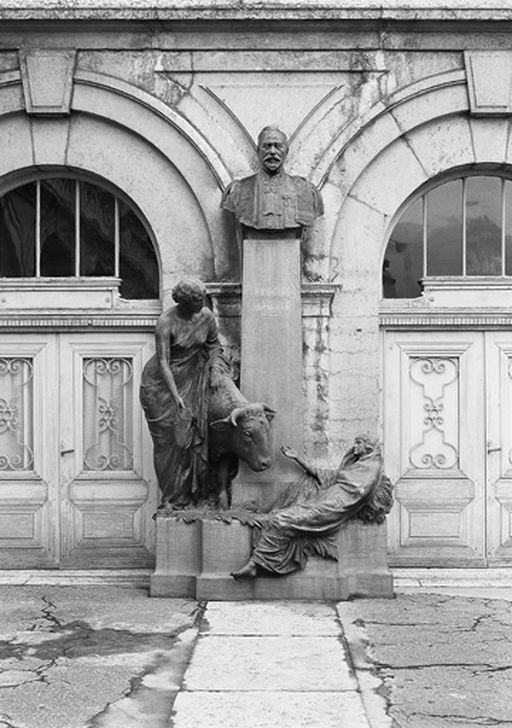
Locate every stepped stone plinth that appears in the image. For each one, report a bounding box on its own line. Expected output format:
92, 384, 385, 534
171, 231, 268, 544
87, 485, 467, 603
150, 512, 394, 600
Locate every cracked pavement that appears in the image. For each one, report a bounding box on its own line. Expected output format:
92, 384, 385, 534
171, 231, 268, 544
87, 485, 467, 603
0, 587, 510, 727
338, 593, 512, 728
0, 586, 200, 728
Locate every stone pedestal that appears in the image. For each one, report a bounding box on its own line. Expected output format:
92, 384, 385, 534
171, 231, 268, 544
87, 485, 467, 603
150, 515, 394, 600
150, 518, 201, 597
233, 231, 304, 510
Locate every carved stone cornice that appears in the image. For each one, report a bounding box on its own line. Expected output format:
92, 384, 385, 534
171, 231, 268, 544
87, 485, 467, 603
3, 3, 512, 23
0, 281, 339, 328
0, 312, 160, 330
380, 309, 512, 329
206, 281, 340, 319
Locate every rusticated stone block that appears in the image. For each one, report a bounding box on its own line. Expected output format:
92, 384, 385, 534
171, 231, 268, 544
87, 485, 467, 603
151, 514, 393, 600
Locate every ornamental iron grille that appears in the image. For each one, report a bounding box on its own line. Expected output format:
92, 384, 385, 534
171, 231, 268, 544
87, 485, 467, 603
0, 357, 34, 471
82, 357, 134, 471
408, 356, 459, 471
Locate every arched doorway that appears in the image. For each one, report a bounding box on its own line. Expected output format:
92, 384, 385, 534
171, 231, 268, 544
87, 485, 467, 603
0, 64, 234, 569
0, 171, 160, 568
382, 170, 512, 567
318, 66, 512, 568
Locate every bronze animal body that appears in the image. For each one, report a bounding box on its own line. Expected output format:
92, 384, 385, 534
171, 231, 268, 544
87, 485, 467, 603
140, 276, 275, 510
208, 374, 274, 509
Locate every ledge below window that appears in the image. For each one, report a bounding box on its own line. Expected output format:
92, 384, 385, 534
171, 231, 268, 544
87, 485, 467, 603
0, 277, 161, 328
0, 277, 161, 310
0, 277, 126, 310
380, 277, 512, 328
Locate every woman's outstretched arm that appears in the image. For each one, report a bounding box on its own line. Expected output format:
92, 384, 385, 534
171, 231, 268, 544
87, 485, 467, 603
280, 446, 318, 479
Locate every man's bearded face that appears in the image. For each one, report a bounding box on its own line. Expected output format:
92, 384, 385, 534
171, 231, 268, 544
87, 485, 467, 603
258, 131, 288, 174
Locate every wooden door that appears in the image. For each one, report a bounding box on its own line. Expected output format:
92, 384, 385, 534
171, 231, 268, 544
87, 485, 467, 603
59, 333, 156, 568
0, 331, 156, 568
384, 331, 486, 566
485, 333, 512, 565
0, 334, 60, 567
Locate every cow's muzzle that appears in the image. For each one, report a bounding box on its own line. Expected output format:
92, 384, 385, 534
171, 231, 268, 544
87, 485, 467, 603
252, 456, 272, 472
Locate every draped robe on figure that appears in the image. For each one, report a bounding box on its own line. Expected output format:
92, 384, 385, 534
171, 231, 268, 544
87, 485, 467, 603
251, 445, 384, 575
139, 307, 225, 506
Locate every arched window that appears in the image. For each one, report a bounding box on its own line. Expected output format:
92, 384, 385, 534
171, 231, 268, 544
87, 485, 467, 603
0, 176, 159, 299
382, 174, 512, 298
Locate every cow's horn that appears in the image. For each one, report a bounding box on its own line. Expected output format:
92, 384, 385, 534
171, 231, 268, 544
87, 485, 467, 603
230, 407, 245, 427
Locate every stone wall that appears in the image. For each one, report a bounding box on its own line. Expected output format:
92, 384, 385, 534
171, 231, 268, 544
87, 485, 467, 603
1, 5, 511, 469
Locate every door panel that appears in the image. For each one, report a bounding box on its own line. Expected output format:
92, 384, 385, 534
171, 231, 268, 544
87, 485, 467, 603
0, 332, 156, 568
384, 332, 486, 566
59, 334, 156, 568
0, 336, 59, 568
486, 334, 512, 564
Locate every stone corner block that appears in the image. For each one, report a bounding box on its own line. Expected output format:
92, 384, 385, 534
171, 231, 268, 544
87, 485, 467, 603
465, 51, 512, 116
19, 49, 76, 115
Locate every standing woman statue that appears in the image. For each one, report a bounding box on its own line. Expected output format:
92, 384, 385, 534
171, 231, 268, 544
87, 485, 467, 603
140, 277, 226, 507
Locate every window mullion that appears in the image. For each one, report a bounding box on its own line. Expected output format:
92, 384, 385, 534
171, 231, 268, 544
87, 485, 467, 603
35, 180, 41, 277
75, 180, 80, 277
422, 194, 427, 278
462, 177, 467, 276
114, 197, 120, 279
501, 178, 506, 276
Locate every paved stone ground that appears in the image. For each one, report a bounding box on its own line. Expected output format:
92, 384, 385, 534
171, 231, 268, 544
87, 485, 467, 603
173, 601, 370, 728
0, 586, 199, 728
0, 589, 371, 728
0, 586, 511, 728
338, 593, 512, 728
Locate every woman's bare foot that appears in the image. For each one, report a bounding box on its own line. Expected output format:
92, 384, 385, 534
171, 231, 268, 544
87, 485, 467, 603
231, 560, 257, 579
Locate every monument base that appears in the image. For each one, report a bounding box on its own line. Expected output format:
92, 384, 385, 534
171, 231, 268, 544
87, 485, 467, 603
150, 513, 394, 600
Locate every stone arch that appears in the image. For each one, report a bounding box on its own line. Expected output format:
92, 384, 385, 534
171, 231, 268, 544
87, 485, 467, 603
319, 71, 512, 444
0, 164, 161, 294
0, 70, 237, 293
328, 73, 512, 291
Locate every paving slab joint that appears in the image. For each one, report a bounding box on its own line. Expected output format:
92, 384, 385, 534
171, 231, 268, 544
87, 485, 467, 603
166, 600, 206, 728
336, 603, 393, 728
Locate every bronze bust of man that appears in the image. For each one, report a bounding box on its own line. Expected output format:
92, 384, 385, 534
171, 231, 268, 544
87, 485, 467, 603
221, 125, 323, 231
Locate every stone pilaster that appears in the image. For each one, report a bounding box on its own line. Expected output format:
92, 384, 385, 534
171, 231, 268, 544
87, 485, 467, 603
232, 230, 304, 510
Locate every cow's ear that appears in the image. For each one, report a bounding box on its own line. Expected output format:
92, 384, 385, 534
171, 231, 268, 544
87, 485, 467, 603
210, 418, 231, 432
263, 404, 276, 422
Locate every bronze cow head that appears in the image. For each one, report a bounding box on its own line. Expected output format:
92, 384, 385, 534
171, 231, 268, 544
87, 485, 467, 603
210, 403, 275, 471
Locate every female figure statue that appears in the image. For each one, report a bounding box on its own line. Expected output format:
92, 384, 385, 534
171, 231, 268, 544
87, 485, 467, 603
140, 277, 227, 507
231, 435, 392, 578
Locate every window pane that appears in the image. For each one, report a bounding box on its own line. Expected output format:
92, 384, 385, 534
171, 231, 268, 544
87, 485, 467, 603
427, 180, 463, 276
0, 183, 36, 276
383, 198, 423, 298
40, 178, 75, 276
80, 182, 115, 276
119, 201, 158, 299
0, 176, 159, 294
466, 176, 502, 275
